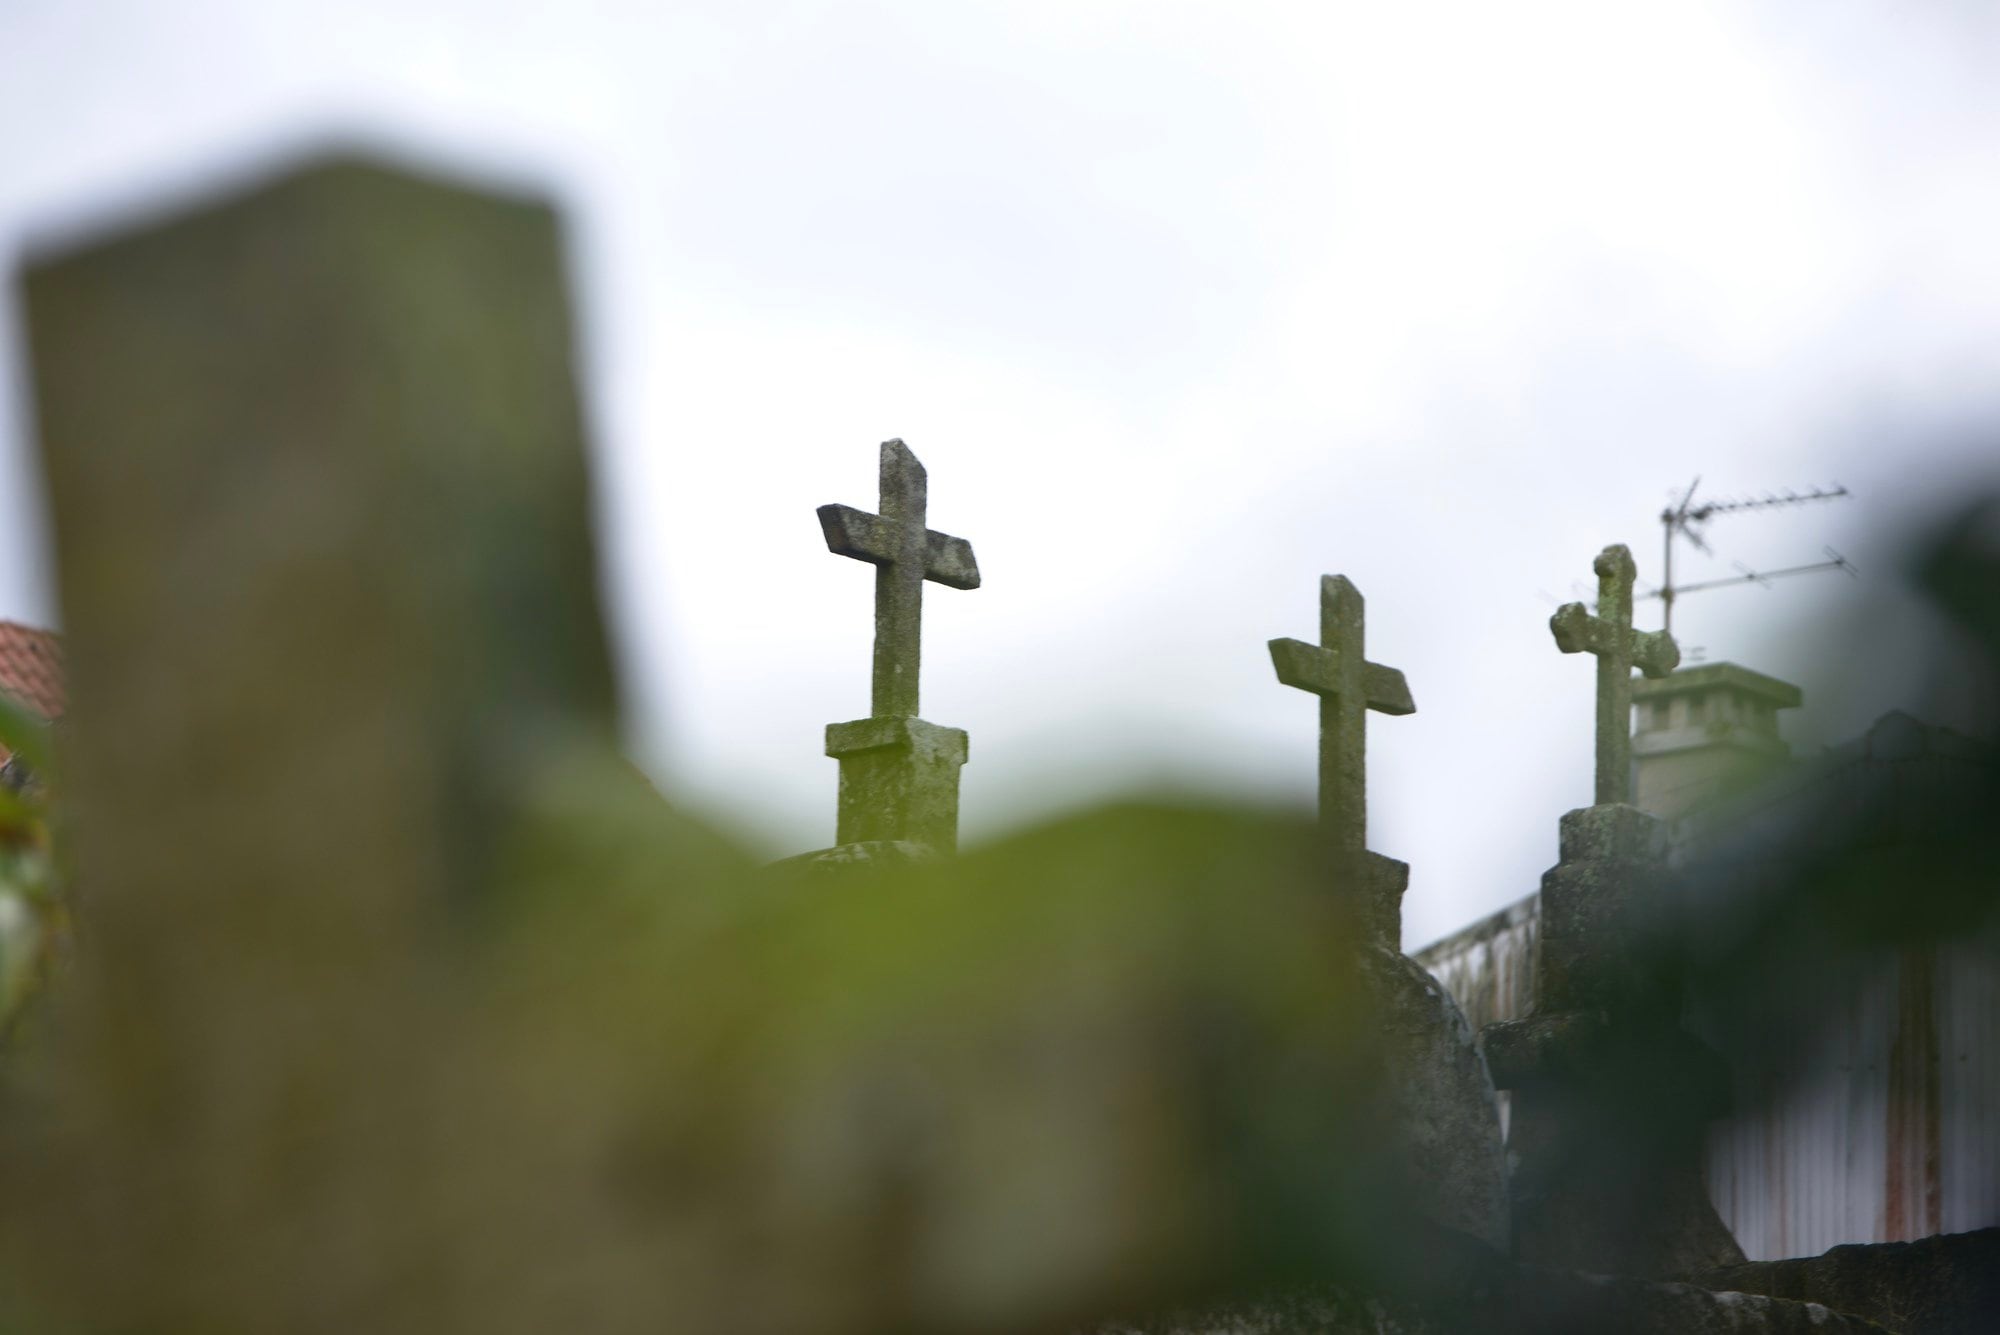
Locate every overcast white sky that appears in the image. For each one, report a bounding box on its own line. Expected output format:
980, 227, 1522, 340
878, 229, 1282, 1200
3, 0, 1998, 947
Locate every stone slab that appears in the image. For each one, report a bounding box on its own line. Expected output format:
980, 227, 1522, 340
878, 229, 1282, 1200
768, 839, 938, 872
1482, 1013, 1730, 1112
1101, 1263, 1893, 1333
1695, 1228, 2000, 1335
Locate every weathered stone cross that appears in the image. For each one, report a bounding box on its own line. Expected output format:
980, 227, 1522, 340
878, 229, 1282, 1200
818, 439, 980, 719
814, 440, 979, 853
1550, 543, 1680, 806
1269, 574, 1415, 854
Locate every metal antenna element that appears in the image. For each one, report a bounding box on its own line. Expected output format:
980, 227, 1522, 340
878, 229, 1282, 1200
1655, 478, 1852, 634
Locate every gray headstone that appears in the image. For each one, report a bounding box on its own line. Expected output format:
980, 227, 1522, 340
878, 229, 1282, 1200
9, 154, 627, 1328
25, 155, 619, 909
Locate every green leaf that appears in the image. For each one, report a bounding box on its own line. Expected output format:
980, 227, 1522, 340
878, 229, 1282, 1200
0, 694, 52, 780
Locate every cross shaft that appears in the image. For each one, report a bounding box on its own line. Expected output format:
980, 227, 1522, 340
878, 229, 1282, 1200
818, 439, 979, 719
1550, 543, 1679, 806
1269, 574, 1414, 852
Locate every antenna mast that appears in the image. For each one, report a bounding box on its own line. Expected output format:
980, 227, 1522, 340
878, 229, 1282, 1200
1656, 478, 1853, 635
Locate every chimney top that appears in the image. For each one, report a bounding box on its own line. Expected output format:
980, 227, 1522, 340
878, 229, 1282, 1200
1632, 661, 1803, 711
1631, 662, 1804, 821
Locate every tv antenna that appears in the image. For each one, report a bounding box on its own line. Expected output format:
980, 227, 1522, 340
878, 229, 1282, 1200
1652, 477, 1854, 635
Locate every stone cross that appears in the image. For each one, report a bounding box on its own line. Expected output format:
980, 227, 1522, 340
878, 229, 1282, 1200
1269, 574, 1415, 854
1550, 543, 1680, 806
815, 441, 979, 853
818, 439, 979, 719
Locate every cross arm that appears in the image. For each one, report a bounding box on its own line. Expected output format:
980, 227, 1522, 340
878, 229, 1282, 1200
1269, 637, 1335, 694
1631, 627, 1680, 678
817, 504, 982, 589
1270, 639, 1414, 714
1549, 602, 1608, 656
1362, 662, 1415, 715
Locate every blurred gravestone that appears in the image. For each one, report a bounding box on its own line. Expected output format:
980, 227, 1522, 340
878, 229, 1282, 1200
6, 154, 640, 1332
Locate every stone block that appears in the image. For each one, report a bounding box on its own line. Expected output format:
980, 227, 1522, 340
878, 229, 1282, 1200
1537, 805, 1677, 1018
825, 715, 968, 852
1328, 848, 1409, 949
1557, 803, 1670, 866
1479, 1011, 1610, 1090
1482, 1014, 1730, 1116
770, 839, 937, 872
1535, 865, 1675, 1018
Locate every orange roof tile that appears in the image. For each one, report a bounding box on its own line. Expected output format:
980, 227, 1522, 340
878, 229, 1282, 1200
0, 621, 64, 721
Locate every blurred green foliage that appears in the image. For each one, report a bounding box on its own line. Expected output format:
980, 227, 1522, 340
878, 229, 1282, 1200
0, 755, 1421, 1335
0, 694, 57, 1044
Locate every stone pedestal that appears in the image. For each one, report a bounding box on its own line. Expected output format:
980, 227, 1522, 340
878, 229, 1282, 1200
1330, 848, 1409, 951
1482, 804, 1742, 1277
826, 715, 968, 854
1536, 804, 1678, 1018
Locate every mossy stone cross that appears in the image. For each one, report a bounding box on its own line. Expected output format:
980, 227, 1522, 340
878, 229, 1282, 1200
1550, 543, 1680, 806
1269, 575, 1415, 854
818, 439, 980, 719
